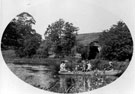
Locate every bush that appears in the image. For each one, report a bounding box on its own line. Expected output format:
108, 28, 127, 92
112, 60, 129, 72
98, 21, 133, 61
90, 59, 110, 70
90, 59, 129, 72
2, 50, 16, 59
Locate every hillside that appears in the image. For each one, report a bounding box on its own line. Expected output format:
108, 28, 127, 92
77, 32, 102, 45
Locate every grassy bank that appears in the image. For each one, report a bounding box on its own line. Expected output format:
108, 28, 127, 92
2, 50, 61, 73
2, 50, 60, 64
2, 50, 78, 73
2, 50, 129, 74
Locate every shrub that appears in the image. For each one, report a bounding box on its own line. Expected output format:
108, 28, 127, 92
90, 59, 110, 70
98, 21, 133, 61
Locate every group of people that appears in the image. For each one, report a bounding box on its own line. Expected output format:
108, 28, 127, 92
60, 60, 92, 72
82, 60, 92, 72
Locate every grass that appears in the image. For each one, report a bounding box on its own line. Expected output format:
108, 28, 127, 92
2, 49, 129, 75
2, 50, 76, 73
77, 32, 101, 45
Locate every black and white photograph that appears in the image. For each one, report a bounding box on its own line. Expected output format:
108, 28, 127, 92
1, 0, 135, 94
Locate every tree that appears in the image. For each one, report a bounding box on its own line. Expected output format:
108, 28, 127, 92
80, 45, 89, 60
22, 33, 41, 57
45, 19, 79, 57
1, 12, 42, 57
1, 20, 21, 49
36, 40, 51, 58
88, 41, 100, 60
98, 21, 133, 61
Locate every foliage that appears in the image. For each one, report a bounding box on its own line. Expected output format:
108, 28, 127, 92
79, 45, 89, 60
73, 42, 99, 60
36, 40, 51, 58
1, 12, 42, 57
88, 41, 100, 60
111, 60, 129, 72
1, 21, 21, 49
98, 21, 133, 61
89, 59, 129, 71
2, 50, 17, 61
16, 33, 42, 57
45, 19, 79, 57
90, 59, 110, 70
71, 32, 101, 57
71, 43, 84, 56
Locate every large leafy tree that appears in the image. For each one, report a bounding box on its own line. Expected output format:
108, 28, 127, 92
1, 20, 21, 49
1, 12, 42, 57
98, 21, 133, 61
36, 40, 51, 58
45, 19, 79, 56
20, 33, 41, 57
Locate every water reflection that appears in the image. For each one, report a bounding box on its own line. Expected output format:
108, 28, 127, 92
7, 63, 117, 93
57, 75, 93, 93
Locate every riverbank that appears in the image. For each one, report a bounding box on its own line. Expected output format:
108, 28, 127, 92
2, 50, 121, 93
2, 50, 62, 74
2, 49, 129, 74
2, 50, 75, 65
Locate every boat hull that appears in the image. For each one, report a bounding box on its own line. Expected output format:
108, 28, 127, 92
58, 70, 122, 76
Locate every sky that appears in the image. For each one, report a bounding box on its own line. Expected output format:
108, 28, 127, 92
13, 0, 123, 39
2, 0, 134, 39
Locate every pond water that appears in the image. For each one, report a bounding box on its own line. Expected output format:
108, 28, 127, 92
7, 63, 118, 93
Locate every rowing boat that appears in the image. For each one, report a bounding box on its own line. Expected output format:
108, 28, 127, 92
59, 71, 95, 75
58, 70, 122, 76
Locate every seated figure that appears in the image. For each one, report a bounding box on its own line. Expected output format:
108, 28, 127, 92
60, 60, 67, 72
87, 63, 92, 71
82, 60, 86, 72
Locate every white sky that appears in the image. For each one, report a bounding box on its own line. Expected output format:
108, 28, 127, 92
11, 0, 123, 38
30, 0, 121, 38
2, 0, 135, 39
31, 0, 120, 36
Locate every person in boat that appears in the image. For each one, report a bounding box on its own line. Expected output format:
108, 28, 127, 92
86, 61, 92, 71
60, 60, 67, 72
108, 61, 113, 70
82, 60, 86, 72
109, 61, 113, 66
75, 64, 79, 72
